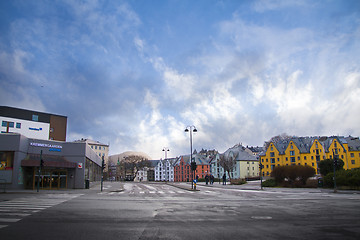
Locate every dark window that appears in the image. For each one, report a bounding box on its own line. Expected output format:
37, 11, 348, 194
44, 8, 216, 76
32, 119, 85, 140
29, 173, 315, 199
1, 121, 7, 127
32, 115, 39, 121
16, 123, 21, 129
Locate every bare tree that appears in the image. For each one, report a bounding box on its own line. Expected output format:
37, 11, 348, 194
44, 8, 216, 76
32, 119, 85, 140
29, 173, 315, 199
117, 155, 151, 180
264, 133, 294, 149
219, 151, 238, 181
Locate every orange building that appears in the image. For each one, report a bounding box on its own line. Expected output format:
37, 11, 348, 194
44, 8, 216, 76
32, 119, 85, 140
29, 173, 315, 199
174, 155, 211, 182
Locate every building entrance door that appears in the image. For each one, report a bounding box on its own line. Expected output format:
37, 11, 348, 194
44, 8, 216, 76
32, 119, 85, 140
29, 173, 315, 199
33, 169, 68, 190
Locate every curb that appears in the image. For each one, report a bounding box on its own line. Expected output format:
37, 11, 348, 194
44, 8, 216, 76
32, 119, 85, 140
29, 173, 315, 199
166, 183, 200, 191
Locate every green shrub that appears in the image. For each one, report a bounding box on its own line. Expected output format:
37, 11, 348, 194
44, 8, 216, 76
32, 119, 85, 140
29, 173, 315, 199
262, 179, 277, 187
323, 168, 360, 188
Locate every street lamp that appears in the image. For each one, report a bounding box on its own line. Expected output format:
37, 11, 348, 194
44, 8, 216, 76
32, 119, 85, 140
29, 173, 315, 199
162, 147, 170, 181
185, 125, 197, 190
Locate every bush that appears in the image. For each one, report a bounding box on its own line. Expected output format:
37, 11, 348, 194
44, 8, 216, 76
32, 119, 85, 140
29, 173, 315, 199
323, 168, 360, 188
230, 179, 246, 185
271, 165, 316, 186
262, 179, 277, 187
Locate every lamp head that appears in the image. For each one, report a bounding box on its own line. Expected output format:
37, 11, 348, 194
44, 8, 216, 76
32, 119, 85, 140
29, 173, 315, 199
185, 128, 189, 132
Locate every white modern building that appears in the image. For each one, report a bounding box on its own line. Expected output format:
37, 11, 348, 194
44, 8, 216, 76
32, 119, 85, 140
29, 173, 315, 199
0, 106, 67, 141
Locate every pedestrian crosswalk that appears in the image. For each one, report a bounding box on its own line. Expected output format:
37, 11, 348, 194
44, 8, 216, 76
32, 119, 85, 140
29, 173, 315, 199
98, 189, 218, 196
0, 193, 82, 229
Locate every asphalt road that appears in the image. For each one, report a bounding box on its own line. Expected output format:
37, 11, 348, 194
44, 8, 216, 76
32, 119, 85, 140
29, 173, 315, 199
0, 182, 359, 240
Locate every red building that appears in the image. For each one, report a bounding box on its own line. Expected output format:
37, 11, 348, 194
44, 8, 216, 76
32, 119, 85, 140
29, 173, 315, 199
174, 155, 211, 182
174, 156, 191, 182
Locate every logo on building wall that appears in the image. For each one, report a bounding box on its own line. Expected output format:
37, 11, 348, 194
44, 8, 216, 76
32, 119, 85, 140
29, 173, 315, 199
78, 163, 83, 169
30, 142, 63, 149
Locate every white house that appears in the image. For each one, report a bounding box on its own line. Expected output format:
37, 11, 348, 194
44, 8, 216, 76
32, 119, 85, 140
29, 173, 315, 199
154, 158, 176, 181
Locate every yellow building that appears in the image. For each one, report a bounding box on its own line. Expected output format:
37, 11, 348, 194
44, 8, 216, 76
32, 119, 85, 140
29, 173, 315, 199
260, 136, 360, 177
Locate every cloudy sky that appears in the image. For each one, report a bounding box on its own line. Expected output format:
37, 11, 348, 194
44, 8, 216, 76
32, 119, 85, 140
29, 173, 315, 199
1, 0, 359, 159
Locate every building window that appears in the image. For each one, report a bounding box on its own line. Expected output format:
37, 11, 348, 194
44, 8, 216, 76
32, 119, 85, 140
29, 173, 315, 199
8, 122, 14, 128
291, 157, 295, 163
271, 158, 275, 164
351, 153, 354, 158
15, 123, 20, 129
270, 152, 275, 157
351, 160, 355, 164
290, 151, 295, 156
32, 114, 39, 121
304, 156, 307, 160
2, 121, 7, 127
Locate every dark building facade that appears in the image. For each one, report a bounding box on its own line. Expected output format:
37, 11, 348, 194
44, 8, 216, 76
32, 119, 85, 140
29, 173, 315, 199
0, 133, 102, 190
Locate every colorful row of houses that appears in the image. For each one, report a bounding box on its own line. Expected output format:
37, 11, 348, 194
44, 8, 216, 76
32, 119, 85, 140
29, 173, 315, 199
259, 136, 360, 177
134, 135, 360, 182
138, 145, 262, 182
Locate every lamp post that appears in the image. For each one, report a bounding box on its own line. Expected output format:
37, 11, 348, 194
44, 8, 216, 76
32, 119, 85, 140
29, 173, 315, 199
185, 125, 197, 190
162, 147, 170, 181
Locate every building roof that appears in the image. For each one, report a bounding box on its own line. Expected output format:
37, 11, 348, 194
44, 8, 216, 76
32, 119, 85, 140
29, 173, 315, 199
223, 144, 258, 161
264, 135, 360, 155
74, 138, 109, 147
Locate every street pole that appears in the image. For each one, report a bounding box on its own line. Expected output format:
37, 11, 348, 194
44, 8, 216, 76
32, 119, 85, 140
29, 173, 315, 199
332, 150, 337, 193
37, 150, 43, 192
163, 148, 170, 181
101, 156, 105, 192
259, 162, 263, 190
185, 126, 197, 190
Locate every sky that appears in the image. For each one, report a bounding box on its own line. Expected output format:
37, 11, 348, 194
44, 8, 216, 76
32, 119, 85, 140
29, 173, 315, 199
1, 0, 360, 160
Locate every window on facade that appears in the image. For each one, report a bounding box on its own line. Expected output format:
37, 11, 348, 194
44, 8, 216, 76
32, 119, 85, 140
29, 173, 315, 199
351, 153, 354, 158
312, 163, 314, 166
270, 152, 275, 157
0, 151, 14, 170
291, 157, 295, 163
291, 144, 293, 149
298, 157, 300, 160
1, 121, 6, 127
271, 158, 275, 164
290, 151, 295, 156
7, 122, 14, 128
32, 114, 39, 121
304, 156, 307, 160
351, 160, 355, 164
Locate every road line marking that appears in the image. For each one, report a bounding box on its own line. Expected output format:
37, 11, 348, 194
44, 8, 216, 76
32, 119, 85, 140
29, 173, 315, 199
0, 218, 21, 222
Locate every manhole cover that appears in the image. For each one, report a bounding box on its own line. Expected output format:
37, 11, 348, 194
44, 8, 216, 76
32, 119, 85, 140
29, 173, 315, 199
251, 216, 272, 220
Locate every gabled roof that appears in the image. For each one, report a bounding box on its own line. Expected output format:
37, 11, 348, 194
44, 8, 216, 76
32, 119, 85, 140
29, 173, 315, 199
345, 136, 360, 151
174, 154, 211, 165
223, 144, 257, 161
